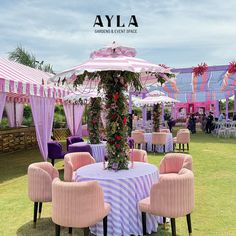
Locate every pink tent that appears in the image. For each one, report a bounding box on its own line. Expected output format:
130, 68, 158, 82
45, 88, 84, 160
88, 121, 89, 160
0, 57, 70, 160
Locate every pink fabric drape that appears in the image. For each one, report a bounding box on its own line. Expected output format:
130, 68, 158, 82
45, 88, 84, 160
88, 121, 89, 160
30, 96, 55, 161
5, 102, 24, 127
63, 103, 84, 136
0, 92, 6, 122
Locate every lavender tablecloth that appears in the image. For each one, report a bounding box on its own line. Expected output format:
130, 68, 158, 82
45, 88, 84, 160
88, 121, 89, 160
75, 162, 161, 236
90, 142, 107, 162
143, 132, 173, 152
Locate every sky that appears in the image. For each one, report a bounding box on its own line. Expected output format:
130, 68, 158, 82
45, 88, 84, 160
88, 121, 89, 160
1, 0, 236, 72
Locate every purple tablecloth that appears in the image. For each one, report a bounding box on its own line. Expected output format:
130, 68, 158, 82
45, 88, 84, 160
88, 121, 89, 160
75, 162, 161, 236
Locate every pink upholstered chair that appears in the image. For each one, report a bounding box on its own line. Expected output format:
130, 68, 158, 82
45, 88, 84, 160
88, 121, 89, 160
139, 168, 194, 236
159, 153, 193, 174
28, 162, 59, 227
173, 130, 190, 152
129, 149, 148, 162
152, 132, 167, 153
131, 131, 147, 150
64, 152, 95, 182
160, 128, 170, 133
52, 178, 110, 236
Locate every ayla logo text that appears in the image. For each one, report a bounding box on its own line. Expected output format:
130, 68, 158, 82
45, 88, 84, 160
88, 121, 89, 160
93, 15, 138, 34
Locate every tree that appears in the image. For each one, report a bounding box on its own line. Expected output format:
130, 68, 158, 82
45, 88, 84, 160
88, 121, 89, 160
8, 46, 54, 74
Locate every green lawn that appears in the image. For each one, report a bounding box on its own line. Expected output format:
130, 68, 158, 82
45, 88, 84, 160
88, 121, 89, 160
1, 132, 236, 235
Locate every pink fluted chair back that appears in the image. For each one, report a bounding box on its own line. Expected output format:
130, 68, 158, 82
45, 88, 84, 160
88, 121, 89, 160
177, 132, 190, 144
160, 153, 192, 174
160, 128, 170, 133
152, 132, 167, 145
149, 168, 194, 218
52, 178, 110, 228
131, 132, 145, 144
129, 149, 148, 162
64, 152, 95, 182
28, 162, 59, 202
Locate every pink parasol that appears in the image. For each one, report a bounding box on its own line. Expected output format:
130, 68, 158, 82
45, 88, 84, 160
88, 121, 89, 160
49, 42, 173, 88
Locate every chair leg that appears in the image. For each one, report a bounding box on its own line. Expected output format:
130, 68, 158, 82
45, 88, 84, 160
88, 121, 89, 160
33, 202, 38, 228
173, 144, 175, 151
163, 145, 166, 153
69, 227, 72, 234
171, 218, 176, 236
51, 158, 55, 166
83, 227, 90, 236
178, 144, 181, 151
103, 216, 108, 236
141, 212, 147, 235
187, 143, 189, 151
38, 202, 42, 219
186, 214, 192, 235
163, 217, 166, 229
182, 144, 185, 152
55, 224, 60, 236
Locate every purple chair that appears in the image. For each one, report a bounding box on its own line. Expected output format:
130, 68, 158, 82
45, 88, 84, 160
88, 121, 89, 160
66, 136, 84, 151
48, 141, 66, 166
68, 142, 93, 156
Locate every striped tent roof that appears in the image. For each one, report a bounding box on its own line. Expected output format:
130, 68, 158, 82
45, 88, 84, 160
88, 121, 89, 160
160, 65, 236, 102
50, 56, 171, 85
0, 57, 69, 101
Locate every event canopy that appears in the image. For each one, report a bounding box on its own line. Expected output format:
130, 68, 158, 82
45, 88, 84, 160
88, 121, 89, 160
163, 64, 236, 102
49, 42, 174, 90
0, 58, 76, 161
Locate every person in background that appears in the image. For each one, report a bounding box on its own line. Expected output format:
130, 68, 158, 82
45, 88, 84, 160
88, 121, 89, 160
201, 112, 207, 132
206, 112, 214, 133
233, 112, 236, 121
167, 117, 175, 132
218, 113, 225, 122
188, 113, 196, 134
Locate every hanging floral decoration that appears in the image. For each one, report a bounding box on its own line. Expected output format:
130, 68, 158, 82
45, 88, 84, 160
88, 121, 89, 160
87, 97, 102, 144
192, 63, 208, 93
221, 61, 236, 91
192, 63, 208, 76
227, 61, 236, 74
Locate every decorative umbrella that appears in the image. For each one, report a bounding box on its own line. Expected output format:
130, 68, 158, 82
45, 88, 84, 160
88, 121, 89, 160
49, 42, 174, 88
138, 95, 179, 106
50, 42, 175, 170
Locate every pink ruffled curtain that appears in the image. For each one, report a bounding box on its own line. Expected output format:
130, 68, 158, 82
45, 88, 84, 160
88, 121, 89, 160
30, 96, 55, 161
0, 92, 6, 122
63, 103, 84, 136
5, 102, 24, 127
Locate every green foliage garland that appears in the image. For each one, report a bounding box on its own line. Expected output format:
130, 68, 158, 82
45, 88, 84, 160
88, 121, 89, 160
87, 97, 101, 144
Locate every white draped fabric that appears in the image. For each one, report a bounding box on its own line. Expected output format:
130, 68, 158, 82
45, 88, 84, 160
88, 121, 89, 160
30, 96, 55, 161
5, 102, 24, 127
63, 103, 84, 136
0, 92, 6, 122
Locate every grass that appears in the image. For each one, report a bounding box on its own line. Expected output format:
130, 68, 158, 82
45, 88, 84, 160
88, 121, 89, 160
1, 132, 236, 235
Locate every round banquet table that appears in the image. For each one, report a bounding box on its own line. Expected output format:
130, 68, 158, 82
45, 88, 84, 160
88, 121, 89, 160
75, 162, 161, 236
143, 132, 173, 152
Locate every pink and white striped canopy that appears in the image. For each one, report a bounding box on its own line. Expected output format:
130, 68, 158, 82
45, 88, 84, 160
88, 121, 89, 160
50, 56, 171, 84
0, 57, 69, 100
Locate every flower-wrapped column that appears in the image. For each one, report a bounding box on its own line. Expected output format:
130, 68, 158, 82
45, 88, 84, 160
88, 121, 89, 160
104, 74, 129, 170
153, 104, 161, 132
87, 97, 101, 144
